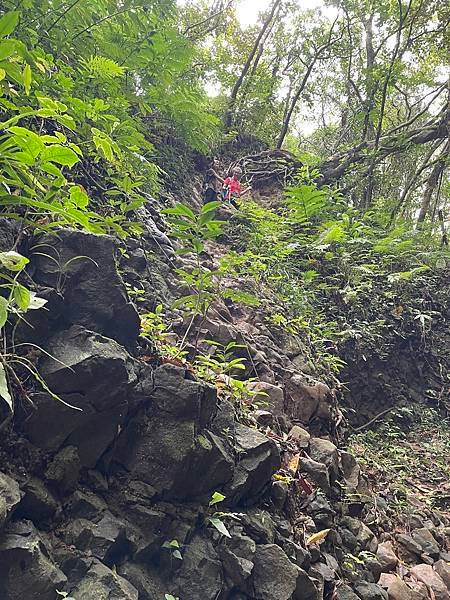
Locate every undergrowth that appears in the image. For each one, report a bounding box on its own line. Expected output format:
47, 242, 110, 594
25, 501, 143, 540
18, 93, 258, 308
348, 406, 450, 516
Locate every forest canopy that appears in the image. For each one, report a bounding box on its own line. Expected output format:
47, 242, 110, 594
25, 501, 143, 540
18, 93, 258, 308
0, 0, 448, 228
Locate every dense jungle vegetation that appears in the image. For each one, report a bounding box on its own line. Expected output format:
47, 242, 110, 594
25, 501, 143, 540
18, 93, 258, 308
0, 2, 449, 600
0, 0, 448, 412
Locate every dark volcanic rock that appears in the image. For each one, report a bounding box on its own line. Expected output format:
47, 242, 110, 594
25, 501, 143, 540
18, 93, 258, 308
355, 581, 389, 600
219, 533, 256, 589
45, 446, 81, 493
335, 584, 360, 599
63, 511, 130, 565
0, 472, 22, 530
411, 527, 441, 558
18, 477, 58, 522
300, 455, 331, 494
174, 535, 223, 599
65, 490, 107, 520
252, 543, 299, 600
31, 229, 139, 347
110, 364, 230, 499
226, 424, 280, 506
118, 561, 167, 600
70, 558, 138, 599
0, 520, 67, 600
24, 327, 135, 467
294, 567, 320, 600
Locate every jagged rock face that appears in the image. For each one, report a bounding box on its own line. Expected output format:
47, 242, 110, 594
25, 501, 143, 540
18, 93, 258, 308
1, 226, 450, 600
0, 473, 22, 530
109, 363, 236, 499
23, 326, 135, 468
0, 520, 67, 600
71, 559, 139, 600
29, 229, 140, 347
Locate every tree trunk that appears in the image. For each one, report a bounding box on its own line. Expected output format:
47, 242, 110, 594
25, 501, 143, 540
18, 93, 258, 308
224, 0, 281, 130
417, 140, 449, 223
276, 60, 316, 149
316, 108, 449, 185
361, 13, 376, 142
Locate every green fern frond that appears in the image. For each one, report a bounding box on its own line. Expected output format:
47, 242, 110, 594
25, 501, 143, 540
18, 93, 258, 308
82, 56, 125, 80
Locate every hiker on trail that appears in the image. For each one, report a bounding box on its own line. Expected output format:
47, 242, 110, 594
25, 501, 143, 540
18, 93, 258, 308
203, 158, 224, 204
221, 166, 251, 207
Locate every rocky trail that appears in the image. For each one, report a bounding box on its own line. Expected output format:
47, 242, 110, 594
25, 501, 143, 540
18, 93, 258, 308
0, 191, 449, 600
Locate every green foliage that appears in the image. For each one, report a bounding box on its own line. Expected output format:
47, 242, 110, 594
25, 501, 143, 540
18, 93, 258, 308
195, 340, 246, 381
163, 201, 225, 316
349, 407, 450, 514
0, 2, 219, 235
224, 170, 449, 382
140, 305, 187, 361
162, 539, 183, 561
205, 491, 239, 539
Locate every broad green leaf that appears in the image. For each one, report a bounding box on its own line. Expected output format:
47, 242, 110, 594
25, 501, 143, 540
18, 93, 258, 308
9, 126, 44, 158
0, 296, 8, 328
0, 40, 17, 60
0, 67, 5, 81
0, 60, 22, 83
69, 185, 89, 208
208, 517, 231, 538
163, 203, 196, 221
172, 549, 182, 560
14, 284, 30, 310
23, 63, 31, 95
209, 491, 226, 506
54, 114, 76, 129
0, 12, 19, 38
40, 134, 66, 144
41, 161, 63, 177
0, 251, 29, 271
201, 201, 220, 214
40, 145, 79, 167
0, 362, 12, 412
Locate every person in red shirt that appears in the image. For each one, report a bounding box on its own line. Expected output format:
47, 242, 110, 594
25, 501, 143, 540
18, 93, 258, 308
221, 166, 251, 206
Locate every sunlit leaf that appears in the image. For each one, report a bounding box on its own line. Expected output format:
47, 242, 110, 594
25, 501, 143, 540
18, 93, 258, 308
0, 12, 19, 38
306, 529, 331, 546
0, 363, 12, 412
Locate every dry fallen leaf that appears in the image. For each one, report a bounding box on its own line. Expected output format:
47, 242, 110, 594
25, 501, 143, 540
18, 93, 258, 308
288, 453, 300, 474
306, 528, 331, 546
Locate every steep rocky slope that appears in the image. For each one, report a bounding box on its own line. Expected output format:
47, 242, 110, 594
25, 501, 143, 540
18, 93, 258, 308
0, 203, 449, 600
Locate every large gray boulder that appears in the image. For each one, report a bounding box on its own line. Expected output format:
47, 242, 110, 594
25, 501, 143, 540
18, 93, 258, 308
70, 559, 138, 600
285, 375, 331, 424
0, 472, 22, 530
174, 535, 223, 599
309, 438, 339, 481
226, 424, 280, 506
219, 533, 256, 590
30, 229, 139, 347
18, 477, 58, 523
0, 520, 67, 600
62, 511, 129, 565
355, 581, 388, 600
110, 364, 232, 499
252, 543, 299, 600
23, 326, 135, 467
